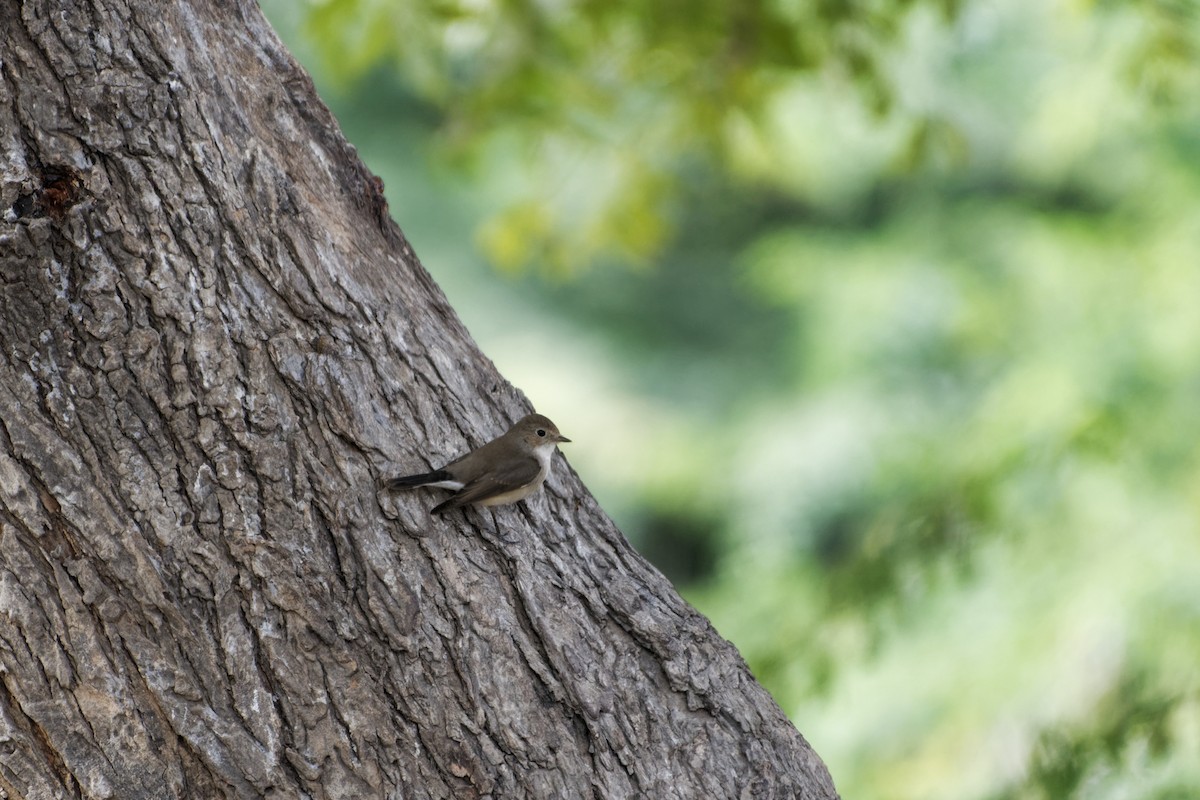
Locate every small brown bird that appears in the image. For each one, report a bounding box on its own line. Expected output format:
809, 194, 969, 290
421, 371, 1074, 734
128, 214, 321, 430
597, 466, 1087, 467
382, 414, 570, 514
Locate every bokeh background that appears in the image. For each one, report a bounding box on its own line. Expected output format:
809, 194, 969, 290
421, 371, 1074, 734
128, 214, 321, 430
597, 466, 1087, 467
260, 1, 1200, 797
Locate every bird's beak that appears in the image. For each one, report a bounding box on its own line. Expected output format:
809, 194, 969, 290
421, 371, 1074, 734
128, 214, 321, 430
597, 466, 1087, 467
557, 435, 571, 443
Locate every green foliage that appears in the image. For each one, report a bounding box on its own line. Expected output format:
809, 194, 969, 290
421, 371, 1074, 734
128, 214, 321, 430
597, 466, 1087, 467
277, 0, 965, 271
261, 0, 1200, 798
990, 651, 1200, 799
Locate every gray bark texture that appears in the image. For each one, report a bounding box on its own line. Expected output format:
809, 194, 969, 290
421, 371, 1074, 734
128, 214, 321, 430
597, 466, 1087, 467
0, 1, 839, 798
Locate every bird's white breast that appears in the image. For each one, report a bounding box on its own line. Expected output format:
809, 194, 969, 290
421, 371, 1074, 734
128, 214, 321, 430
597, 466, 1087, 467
532, 443, 554, 474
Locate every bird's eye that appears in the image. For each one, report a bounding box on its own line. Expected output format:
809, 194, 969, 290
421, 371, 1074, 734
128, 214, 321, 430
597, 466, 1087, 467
537, 429, 547, 437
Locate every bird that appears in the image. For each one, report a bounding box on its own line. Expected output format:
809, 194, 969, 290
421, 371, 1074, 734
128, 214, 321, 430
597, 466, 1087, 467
382, 414, 570, 514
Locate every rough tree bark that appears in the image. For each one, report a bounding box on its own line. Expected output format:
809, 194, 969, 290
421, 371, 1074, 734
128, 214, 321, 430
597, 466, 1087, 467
0, 1, 839, 798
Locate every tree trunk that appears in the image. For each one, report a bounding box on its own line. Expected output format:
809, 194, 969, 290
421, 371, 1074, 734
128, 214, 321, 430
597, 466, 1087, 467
0, 2, 838, 798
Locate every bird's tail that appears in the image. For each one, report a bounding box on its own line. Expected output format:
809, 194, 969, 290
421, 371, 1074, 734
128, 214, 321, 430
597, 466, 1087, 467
381, 469, 454, 491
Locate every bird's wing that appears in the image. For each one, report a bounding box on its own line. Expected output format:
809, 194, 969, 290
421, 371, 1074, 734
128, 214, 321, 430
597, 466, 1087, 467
432, 456, 542, 513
